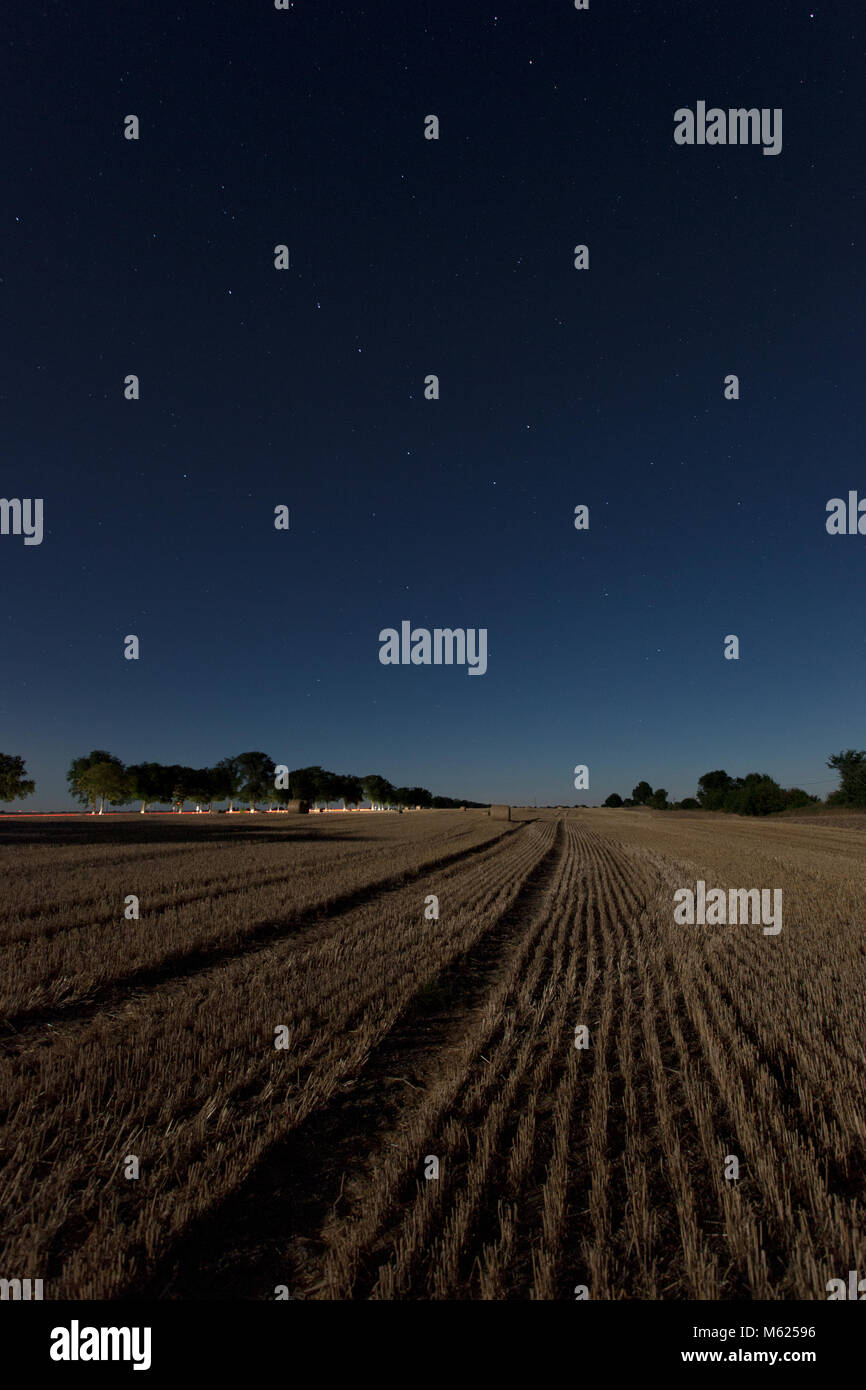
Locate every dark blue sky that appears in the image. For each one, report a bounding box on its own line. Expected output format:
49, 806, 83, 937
2, 1, 863, 808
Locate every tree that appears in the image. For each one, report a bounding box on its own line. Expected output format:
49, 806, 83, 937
0, 753, 35, 803
603, 793, 623, 807
215, 755, 243, 813
406, 786, 433, 808
649, 787, 669, 810
726, 773, 786, 816
622, 798, 636, 807
126, 762, 172, 813
77, 760, 129, 814
169, 765, 198, 813
631, 781, 653, 806
209, 762, 235, 810
235, 750, 276, 811
262, 779, 286, 811
362, 774, 394, 809
312, 769, 342, 809
67, 750, 126, 813
827, 750, 866, 807
289, 766, 322, 802
783, 787, 817, 809
696, 770, 736, 811
338, 774, 364, 809
187, 768, 218, 813
678, 797, 701, 810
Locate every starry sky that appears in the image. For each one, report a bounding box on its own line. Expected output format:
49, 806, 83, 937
2, 0, 863, 809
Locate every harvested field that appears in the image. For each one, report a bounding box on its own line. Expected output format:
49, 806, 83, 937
1, 808, 864, 1300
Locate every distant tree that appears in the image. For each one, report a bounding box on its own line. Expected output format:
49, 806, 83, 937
67, 750, 126, 814
631, 781, 653, 806
288, 766, 339, 808
289, 766, 321, 803
126, 761, 172, 813
622, 797, 636, 807
678, 797, 701, 810
649, 787, 669, 810
78, 759, 129, 814
362, 774, 394, 808
187, 768, 219, 813
827, 750, 866, 807
236, 751, 276, 811
603, 793, 623, 807
215, 755, 243, 813
696, 770, 736, 811
726, 773, 786, 816
405, 785, 432, 808
312, 769, 342, 809
169, 765, 198, 813
339, 774, 364, 809
262, 779, 285, 811
209, 762, 235, 810
0, 753, 35, 803
783, 787, 818, 809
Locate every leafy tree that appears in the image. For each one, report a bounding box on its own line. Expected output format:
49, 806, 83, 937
313, 769, 342, 808
284, 765, 340, 808
169, 765, 198, 812
215, 755, 243, 813
0, 753, 35, 803
126, 761, 172, 813
187, 768, 219, 812
622, 797, 636, 807
649, 787, 669, 810
78, 760, 129, 814
827, 750, 866, 807
235, 750, 276, 811
678, 797, 701, 810
783, 787, 818, 809
362, 774, 394, 808
631, 781, 653, 806
406, 786, 433, 808
726, 773, 786, 816
209, 762, 236, 810
262, 779, 286, 811
603, 793, 623, 807
696, 770, 736, 811
288, 766, 321, 802
67, 750, 126, 813
339, 774, 364, 809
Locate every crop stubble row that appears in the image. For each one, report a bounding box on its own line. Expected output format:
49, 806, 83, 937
1, 808, 863, 1299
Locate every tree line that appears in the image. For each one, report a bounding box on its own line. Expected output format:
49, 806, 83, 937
0, 750, 487, 813
601, 754, 866, 815
4, 748, 866, 815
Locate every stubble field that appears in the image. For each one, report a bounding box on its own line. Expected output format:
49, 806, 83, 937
1, 807, 864, 1300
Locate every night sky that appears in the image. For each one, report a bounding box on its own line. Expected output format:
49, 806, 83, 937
3, 1, 863, 809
